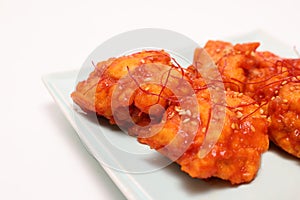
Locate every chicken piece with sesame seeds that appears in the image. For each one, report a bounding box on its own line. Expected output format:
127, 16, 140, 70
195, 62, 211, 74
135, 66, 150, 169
264, 59, 300, 158
268, 82, 300, 158
203, 40, 260, 92
242, 51, 288, 104
134, 88, 269, 184
204, 40, 300, 158
71, 50, 175, 125
203, 40, 287, 104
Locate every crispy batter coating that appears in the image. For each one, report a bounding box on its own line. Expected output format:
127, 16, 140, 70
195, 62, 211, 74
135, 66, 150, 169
71, 50, 173, 124
71, 58, 116, 114
204, 40, 300, 158
204, 40, 259, 92
136, 90, 269, 184
268, 82, 300, 158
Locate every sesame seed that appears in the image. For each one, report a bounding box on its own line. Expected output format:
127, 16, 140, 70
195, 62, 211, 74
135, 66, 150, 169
178, 110, 186, 115
185, 109, 192, 116
250, 125, 256, 132
281, 80, 288, 85
236, 107, 243, 111
271, 96, 276, 101
202, 127, 206, 133
237, 111, 243, 118
267, 117, 272, 123
260, 109, 264, 114
183, 118, 190, 123
283, 99, 288, 103
175, 106, 182, 112
168, 112, 175, 118
292, 77, 297, 82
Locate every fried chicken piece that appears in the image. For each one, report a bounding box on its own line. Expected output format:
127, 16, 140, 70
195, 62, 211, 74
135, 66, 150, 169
204, 40, 259, 92
243, 51, 288, 103
71, 58, 116, 114
268, 82, 300, 158
204, 40, 300, 158
254, 58, 300, 158
203, 40, 287, 103
135, 89, 269, 184
71, 50, 174, 125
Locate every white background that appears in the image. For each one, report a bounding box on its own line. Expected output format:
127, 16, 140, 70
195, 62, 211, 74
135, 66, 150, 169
1, 0, 299, 199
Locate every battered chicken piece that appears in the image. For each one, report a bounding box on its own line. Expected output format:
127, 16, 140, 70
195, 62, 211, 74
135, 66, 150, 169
131, 55, 269, 184
204, 40, 259, 92
203, 40, 286, 102
135, 89, 269, 184
204, 40, 300, 158
243, 51, 288, 103
268, 83, 300, 158
71, 50, 174, 125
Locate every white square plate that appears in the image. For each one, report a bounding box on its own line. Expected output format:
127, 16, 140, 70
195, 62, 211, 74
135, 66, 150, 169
43, 30, 300, 200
